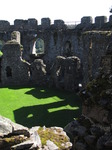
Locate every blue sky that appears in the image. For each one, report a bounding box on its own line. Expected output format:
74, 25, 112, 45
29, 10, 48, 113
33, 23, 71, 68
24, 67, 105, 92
0, 0, 112, 24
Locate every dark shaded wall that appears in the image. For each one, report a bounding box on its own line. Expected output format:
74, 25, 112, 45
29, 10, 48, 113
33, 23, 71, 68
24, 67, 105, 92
1, 41, 30, 86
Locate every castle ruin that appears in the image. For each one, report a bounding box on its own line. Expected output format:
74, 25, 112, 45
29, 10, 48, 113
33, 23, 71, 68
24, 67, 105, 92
0, 15, 112, 90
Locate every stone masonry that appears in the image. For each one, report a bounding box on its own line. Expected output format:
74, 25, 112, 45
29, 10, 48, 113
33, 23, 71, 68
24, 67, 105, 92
1, 40, 30, 86
0, 15, 112, 88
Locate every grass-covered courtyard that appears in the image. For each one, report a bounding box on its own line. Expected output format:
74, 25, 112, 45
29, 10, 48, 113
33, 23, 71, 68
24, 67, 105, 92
0, 86, 82, 128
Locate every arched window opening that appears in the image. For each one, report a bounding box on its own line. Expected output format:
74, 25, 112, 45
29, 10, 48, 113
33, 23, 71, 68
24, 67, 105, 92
35, 38, 45, 54
6, 66, 12, 77
64, 41, 72, 57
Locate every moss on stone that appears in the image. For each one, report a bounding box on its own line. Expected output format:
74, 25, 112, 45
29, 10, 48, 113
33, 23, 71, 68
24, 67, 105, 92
20, 44, 23, 51
81, 73, 112, 106
4, 135, 26, 147
38, 127, 69, 149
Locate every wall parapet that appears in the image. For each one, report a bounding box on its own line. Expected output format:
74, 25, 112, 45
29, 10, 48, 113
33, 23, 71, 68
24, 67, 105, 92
0, 15, 112, 31
41, 18, 51, 29
95, 16, 107, 26
0, 20, 10, 30
81, 16, 93, 25
54, 19, 65, 29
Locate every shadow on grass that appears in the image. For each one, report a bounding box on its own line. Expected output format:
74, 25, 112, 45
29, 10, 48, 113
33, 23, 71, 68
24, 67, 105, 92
13, 87, 82, 128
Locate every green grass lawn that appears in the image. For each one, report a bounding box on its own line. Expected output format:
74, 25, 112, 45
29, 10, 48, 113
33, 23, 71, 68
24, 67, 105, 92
0, 86, 82, 128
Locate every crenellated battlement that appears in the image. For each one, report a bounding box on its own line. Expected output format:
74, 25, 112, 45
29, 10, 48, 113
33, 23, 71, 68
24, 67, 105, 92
0, 15, 112, 31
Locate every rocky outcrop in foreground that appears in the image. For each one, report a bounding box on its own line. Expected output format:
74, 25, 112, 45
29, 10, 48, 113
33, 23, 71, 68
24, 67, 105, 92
64, 115, 112, 150
0, 116, 72, 150
65, 49, 112, 150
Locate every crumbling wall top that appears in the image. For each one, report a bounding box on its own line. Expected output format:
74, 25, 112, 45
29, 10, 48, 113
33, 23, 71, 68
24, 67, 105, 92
11, 31, 21, 44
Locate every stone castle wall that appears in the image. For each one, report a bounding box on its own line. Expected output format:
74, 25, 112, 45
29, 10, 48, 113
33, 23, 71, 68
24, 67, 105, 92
0, 15, 112, 87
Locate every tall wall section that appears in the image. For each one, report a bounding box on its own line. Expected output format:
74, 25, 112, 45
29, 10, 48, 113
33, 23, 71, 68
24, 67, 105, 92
0, 15, 112, 86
